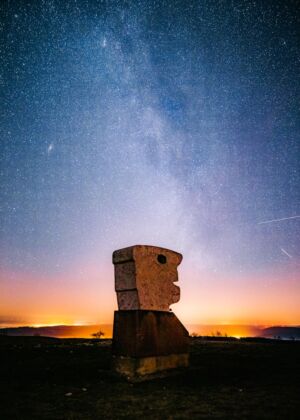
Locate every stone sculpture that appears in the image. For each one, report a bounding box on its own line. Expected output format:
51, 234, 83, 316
112, 245, 189, 379
113, 245, 181, 311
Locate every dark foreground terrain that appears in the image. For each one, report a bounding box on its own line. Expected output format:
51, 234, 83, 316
0, 336, 299, 419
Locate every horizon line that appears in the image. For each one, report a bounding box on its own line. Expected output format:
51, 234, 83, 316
1, 322, 300, 329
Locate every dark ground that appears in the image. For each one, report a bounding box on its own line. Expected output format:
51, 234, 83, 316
0, 336, 299, 419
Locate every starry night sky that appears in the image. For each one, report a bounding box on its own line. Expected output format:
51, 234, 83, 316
1, 0, 299, 326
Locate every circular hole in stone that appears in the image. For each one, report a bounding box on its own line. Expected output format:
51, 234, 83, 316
157, 254, 167, 264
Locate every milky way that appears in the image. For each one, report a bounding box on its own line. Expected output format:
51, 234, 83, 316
1, 1, 299, 325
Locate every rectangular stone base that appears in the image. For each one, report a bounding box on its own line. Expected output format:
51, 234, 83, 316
112, 310, 189, 357
113, 353, 189, 379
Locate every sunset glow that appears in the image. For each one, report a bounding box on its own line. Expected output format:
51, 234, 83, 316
1, 261, 299, 332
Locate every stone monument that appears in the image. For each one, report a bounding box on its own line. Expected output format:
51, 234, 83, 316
112, 245, 189, 379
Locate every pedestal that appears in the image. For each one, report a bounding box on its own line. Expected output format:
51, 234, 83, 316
112, 310, 189, 379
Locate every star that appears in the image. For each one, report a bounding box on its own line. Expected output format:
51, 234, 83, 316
47, 143, 54, 155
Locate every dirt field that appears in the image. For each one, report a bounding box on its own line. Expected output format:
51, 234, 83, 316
1, 336, 299, 419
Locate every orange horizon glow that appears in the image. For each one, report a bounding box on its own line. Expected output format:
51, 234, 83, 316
1, 322, 299, 340
1, 260, 299, 332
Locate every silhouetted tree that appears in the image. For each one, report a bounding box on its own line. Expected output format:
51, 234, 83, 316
91, 330, 104, 339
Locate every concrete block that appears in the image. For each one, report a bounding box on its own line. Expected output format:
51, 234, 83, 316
112, 310, 189, 358
113, 353, 189, 379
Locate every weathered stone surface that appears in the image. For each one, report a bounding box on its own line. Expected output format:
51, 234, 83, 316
112, 310, 189, 358
113, 245, 182, 311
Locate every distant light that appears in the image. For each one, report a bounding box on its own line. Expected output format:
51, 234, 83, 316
31, 323, 58, 328
73, 321, 87, 326
47, 143, 54, 154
